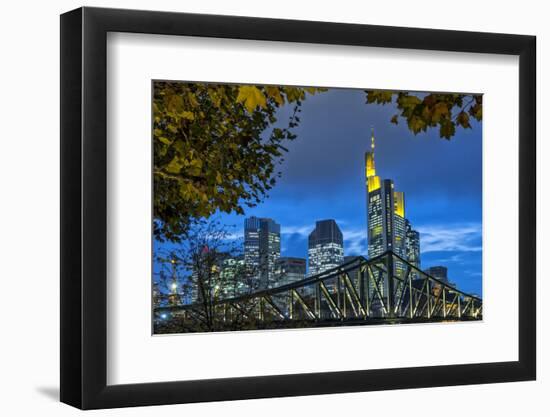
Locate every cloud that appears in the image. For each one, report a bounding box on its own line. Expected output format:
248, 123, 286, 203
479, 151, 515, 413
281, 225, 313, 237
278, 221, 481, 258
429, 253, 466, 264
341, 223, 483, 257
416, 223, 482, 253
342, 228, 368, 256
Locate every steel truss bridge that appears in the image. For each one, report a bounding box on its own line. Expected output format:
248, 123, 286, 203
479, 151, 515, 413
155, 251, 482, 332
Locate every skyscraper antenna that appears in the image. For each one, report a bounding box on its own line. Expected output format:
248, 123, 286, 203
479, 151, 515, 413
370, 126, 375, 151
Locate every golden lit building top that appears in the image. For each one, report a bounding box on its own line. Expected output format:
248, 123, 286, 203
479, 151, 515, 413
365, 127, 380, 191
394, 191, 405, 217
365, 153, 376, 178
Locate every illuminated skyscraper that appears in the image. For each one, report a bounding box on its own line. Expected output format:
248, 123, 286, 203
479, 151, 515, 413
425, 266, 448, 283
365, 128, 421, 279
219, 256, 248, 297
244, 216, 261, 273
308, 219, 344, 276
274, 257, 306, 287
244, 216, 281, 289
405, 220, 421, 269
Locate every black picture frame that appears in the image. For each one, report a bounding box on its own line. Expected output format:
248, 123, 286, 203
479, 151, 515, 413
60, 6, 536, 410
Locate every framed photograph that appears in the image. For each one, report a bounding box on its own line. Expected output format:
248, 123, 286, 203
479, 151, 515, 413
60, 6, 536, 409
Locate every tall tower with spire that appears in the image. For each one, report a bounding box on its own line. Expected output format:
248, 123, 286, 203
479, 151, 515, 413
365, 127, 380, 193
365, 128, 418, 273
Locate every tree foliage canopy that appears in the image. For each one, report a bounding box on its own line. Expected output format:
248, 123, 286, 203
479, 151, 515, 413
153, 82, 324, 242
364, 90, 482, 139
153, 83, 481, 242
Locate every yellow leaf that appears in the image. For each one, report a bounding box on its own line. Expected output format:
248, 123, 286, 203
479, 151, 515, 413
284, 87, 305, 102
236, 86, 267, 112
432, 102, 449, 123
152, 101, 160, 114
158, 137, 172, 145
167, 94, 184, 112
178, 182, 194, 200
187, 92, 199, 108
165, 157, 183, 174
181, 110, 195, 120
208, 89, 222, 107
265, 86, 284, 105
187, 158, 203, 176
398, 95, 421, 108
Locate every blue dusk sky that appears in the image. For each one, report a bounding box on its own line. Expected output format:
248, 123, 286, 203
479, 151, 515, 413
156, 88, 483, 296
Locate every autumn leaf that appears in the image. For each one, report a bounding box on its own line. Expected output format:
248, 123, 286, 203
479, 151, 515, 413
469, 103, 482, 121
408, 115, 426, 134
236, 86, 267, 112
440, 120, 456, 139
153, 81, 312, 242
366, 91, 481, 139
187, 159, 203, 176
165, 156, 183, 174
431, 102, 449, 123
207, 89, 222, 108
284, 87, 306, 102
366, 90, 394, 104
180, 111, 195, 120
265, 86, 284, 105
166, 94, 184, 113
158, 137, 172, 145
397, 95, 422, 108
456, 111, 471, 129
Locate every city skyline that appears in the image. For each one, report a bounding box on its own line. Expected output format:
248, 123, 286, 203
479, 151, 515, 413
152, 82, 483, 333
217, 126, 468, 295
205, 89, 481, 296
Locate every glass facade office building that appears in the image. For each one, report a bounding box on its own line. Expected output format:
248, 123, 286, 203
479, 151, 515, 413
365, 129, 421, 287
308, 219, 344, 276
244, 216, 281, 289
405, 220, 421, 269
274, 257, 306, 287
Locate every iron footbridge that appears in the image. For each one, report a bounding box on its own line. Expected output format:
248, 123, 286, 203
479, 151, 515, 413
155, 251, 482, 332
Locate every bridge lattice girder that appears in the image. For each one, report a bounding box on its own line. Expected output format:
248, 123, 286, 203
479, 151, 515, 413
156, 251, 482, 330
